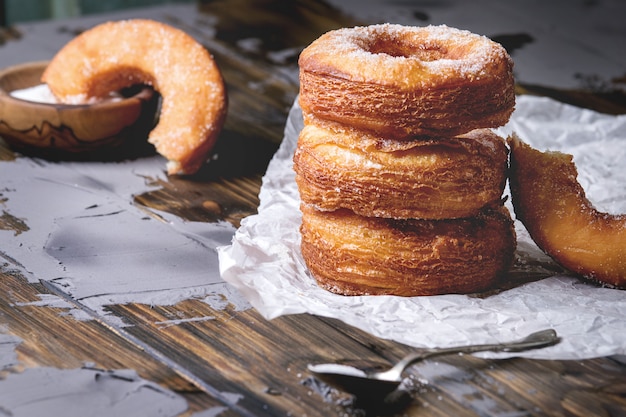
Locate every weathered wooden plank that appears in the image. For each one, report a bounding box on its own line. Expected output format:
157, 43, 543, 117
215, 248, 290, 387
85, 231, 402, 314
4, 259, 622, 416
105, 301, 409, 416
105, 300, 626, 417
134, 174, 263, 227
0, 269, 238, 416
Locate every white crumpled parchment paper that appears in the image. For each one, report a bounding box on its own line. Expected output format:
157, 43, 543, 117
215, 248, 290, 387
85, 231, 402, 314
218, 95, 626, 360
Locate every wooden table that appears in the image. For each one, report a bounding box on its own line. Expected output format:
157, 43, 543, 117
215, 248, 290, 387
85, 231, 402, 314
1, 1, 625, 416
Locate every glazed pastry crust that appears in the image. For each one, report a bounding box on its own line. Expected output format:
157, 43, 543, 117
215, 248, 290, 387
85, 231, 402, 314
298, 24, 514, 139
300, 204, 516, 296
508, 135, 626, 288
42, 19, 227, 175
294, 121, 509, 219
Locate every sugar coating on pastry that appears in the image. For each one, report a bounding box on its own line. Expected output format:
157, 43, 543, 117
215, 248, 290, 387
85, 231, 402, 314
299, 23, 514, 138
42, 19, 227, 175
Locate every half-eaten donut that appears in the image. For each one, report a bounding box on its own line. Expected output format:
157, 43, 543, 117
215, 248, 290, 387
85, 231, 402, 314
42, 19, 227, 175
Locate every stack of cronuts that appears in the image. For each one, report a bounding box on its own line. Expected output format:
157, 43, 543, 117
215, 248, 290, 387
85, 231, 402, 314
293, 23, 517, 296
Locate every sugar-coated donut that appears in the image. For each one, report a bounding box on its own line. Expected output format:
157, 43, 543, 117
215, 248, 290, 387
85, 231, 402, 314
508, 135, 626, 288
299, 24, 514, 139
42, 19, 227, 175
293, 120, 508, 219
300, 204, 516, 296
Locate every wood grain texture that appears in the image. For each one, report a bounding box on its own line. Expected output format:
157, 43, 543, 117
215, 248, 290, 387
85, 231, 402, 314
0, 270, 231, 416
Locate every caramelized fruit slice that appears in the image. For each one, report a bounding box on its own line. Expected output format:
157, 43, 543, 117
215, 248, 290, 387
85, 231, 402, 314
508, 135, 626, 288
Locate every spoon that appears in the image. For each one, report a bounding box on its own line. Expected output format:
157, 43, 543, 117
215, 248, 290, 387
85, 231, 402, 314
308, 329, 560, 398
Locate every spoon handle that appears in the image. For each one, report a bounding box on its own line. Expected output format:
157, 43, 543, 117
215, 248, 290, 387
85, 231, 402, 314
384, 329, 559, 379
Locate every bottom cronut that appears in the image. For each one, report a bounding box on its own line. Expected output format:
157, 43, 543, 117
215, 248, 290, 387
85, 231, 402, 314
299, 204, 516, 296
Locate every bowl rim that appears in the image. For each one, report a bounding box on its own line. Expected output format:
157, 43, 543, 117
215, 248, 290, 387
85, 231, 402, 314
0, 60, 154, 109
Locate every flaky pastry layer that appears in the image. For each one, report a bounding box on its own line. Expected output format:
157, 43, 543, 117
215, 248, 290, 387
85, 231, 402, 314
294, 121, 509, 219
300, 204, 516, 296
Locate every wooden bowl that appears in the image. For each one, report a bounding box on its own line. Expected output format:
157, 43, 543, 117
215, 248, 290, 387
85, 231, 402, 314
0, 61, 158, 156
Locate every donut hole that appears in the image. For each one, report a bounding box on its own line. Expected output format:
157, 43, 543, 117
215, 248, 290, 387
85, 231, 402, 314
367, 38, 449, 61
85, 66, 156, 98
415, 42, 450, 61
